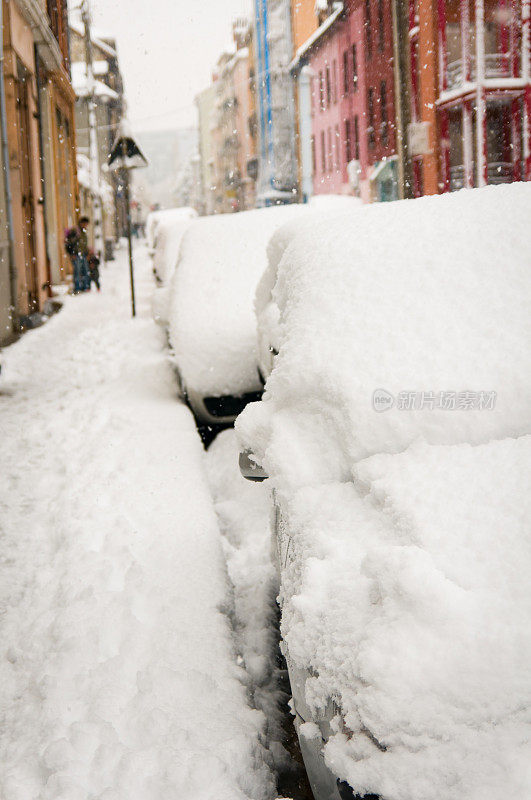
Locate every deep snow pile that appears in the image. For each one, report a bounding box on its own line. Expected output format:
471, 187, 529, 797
205, 431, 288, 768
0, 244, 276, 800
168, 205, 307, 397
237, 184, 531, 800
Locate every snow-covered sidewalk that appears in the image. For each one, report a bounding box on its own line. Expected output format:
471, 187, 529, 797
0, 245, 275, 800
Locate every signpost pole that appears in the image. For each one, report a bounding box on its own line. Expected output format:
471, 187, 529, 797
109, 121, 148, 318
120, 135, 135, 317
124, 165, 136, 318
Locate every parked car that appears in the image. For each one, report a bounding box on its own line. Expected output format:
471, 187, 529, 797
146, 207, 197, 284
167, 204, 307, 427
237, 184, 531, 800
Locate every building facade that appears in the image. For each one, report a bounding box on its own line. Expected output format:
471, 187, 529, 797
211, 19, 258, 213
253, 0, 299, 203
0, 0, 79, 339
3, 0, 48, 317
70, 21, 126, 253
292, 0, 398, 202
401, 0, 530, 195
37, 0, 79, 286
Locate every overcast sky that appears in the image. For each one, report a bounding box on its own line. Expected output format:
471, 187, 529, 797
84, 0, 252, 133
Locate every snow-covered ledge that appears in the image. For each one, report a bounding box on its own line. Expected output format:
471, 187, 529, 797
14, 0, 63, 72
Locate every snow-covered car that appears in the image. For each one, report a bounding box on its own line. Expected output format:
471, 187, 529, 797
237, 183, 531, 800
167, 205, 307, 426
256, 194, 362, 381
146, 207, 197, 283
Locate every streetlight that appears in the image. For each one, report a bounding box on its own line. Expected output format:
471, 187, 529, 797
108, 119, 148, 317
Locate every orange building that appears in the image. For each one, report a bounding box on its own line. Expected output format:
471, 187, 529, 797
3, 0, 49, 316
290, 1, 320, 197
2, 0, 78, 320
291, 0, 320, 51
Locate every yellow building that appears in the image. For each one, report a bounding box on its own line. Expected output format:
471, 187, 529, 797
2, 0, 79, 318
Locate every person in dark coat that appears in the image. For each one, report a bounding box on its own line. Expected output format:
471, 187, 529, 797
64, 217, 90, 293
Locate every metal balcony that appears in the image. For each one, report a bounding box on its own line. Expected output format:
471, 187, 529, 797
449, 161, 513, 190
446, 53, 514, 89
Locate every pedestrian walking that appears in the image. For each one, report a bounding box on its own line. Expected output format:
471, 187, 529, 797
88, 250, 101, 292
64, 216, 91, 293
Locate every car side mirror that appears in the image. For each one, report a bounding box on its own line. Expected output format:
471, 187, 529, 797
239, 450, 268, 482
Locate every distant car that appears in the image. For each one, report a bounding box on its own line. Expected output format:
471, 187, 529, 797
167, 204, 307, 426
238, 184, 531, 800
146, 207, 197, 284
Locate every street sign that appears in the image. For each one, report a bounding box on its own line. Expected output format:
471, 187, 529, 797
108, 121, 148, 172
108, 119, 148, 318
408, 122, 431, 157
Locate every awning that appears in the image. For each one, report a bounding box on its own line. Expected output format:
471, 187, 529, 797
369, 156, 398, 182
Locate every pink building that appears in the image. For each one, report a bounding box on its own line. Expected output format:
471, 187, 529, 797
294, 0, 398, 202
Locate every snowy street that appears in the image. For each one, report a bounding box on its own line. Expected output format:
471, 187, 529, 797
0, 245, 278, 800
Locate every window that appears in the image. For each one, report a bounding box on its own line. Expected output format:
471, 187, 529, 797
326, 65, 331, 107
365, 0, 372, 59
378, 0, 385, 53
352, 44, 358, 91
345, 119, 352, 163
327, 127, 332, 173
354, 115, 360, 160
380, 81, 388, 146
321, 130, 326, 173
335, 124, 340, 170
343, 50, 349, 95
368, 88, 376, 148
332, 59, 338, 104
319, 71, 325, 110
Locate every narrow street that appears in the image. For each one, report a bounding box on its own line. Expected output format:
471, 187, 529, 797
0, 245, 278, 800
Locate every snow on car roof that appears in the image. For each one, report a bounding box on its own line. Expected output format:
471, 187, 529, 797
150, 209, 197, 284
236, 182, 531, 800
168, 204, 308, 398
242, 183, 531, 481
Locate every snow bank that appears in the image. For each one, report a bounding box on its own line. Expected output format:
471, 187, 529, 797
0, 244, 276, 800
284, 436, 531, 800
168, 205, 307, 397
237, 184, 531, 799
205, 431, 289, 769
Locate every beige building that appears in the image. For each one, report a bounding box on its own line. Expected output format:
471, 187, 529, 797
70, 21, 125, 254
211, 18, 257, 213
2, 0, 79, 319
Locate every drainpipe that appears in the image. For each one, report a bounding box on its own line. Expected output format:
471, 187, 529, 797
298, 66, 314, 202
0, 0, 19, 332
522, 0, 530, 179
391, 0, 414, 199
475, 0, 487, 186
